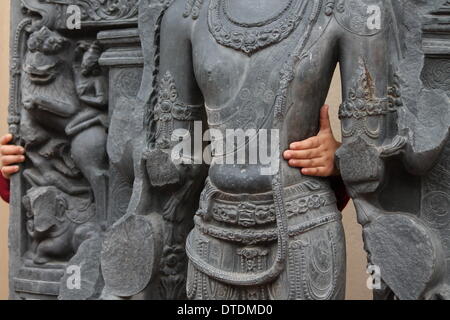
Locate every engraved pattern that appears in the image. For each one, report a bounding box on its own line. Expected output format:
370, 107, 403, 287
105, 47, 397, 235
42, 0, 139, 23
301, 229, 338, 300
101, 215, 156, 297
115, 68, 142, 98
422, 59, 450, 93
339, 61, 393, 120
288, 240, 307, 299
339, 61, 400, 139
237, 248, 269, 299
194, 212, 342, 245
76, 0, 139, 21
274, 0, 322, 118
420, 141, 450, 282
159, 244, 188, 299
208, 0, 308, 55
210, 193, 335, 227
334, 0, 386, 36
187, 237, 210, 299
183, 0, 204, 20
153, 71, 202, 149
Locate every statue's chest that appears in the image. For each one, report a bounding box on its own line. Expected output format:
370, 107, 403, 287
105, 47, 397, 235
206, 0, 308, 55
191, 0, 329, 130
192, 35, 292, 130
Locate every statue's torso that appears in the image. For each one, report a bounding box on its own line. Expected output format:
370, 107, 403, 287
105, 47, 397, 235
189, 0, 339, 193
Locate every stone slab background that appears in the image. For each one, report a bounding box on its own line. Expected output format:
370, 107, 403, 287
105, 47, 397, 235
0, 0, 371, 300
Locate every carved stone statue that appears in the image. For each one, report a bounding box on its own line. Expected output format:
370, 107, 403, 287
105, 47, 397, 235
100, 0, 208, 299
7, 0, 450, 300
135, 0, 449, 300
9, 1, 110, 299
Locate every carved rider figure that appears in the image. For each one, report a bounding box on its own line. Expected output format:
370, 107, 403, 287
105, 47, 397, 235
21, 27, 109, 224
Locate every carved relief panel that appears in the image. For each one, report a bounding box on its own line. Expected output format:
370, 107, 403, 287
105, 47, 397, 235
8, 0, 138, 300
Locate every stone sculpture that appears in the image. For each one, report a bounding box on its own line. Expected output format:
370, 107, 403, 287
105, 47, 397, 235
7, 0, 450, 300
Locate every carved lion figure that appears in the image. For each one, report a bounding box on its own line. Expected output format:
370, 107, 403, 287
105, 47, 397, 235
21, 26, 109, 223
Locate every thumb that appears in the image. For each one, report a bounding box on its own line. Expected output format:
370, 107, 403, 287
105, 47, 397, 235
319, 105, 332, 132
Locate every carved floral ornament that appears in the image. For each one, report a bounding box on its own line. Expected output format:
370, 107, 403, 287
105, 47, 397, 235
208, 0, 309, 55
23, 0, 139, 23
339, 61, 400, 120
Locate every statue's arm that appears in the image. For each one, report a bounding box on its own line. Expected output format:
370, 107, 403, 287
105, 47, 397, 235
145, 1, 204, 186
77, 78, 108, 108
336, 1, 449, 179
28, 95, 79, 118
334, 1, 398, 195
158, 3, 203, 109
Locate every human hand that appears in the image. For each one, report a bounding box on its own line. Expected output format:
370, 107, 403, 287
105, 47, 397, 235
0, 134, 25, 179
284, 105, 341, 177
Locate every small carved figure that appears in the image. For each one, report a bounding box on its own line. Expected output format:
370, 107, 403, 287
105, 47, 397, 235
23, 186, 98, 265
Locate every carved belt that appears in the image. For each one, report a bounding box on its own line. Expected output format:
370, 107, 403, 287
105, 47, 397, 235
197, 178, 337, 227
194, 211, 342, 245
211, 192, 336, 227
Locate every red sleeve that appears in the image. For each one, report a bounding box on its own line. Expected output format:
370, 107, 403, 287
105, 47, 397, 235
329, 176, 350, 212
0, 175, 10, 203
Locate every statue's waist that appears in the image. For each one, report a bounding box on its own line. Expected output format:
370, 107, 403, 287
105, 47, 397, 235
195, 178, 340, 244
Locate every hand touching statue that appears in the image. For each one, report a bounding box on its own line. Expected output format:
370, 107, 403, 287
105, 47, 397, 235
0, 134, 25, 179
284, 105, 341, 177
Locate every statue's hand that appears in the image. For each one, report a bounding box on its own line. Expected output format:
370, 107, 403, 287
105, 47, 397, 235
24, 95, 45, 110
379, 135, 408, 158
32, 95, 47, 106
23, 98, 35, 110
284, 105, 341, 177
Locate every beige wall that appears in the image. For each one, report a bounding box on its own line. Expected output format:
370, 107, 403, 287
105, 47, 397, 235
0, 1, 371, 300
0, 0, 11, 300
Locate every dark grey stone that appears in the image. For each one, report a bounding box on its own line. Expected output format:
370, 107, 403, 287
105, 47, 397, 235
7, 0, 450, 300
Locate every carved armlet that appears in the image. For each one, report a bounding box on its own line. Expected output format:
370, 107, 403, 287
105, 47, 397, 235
144, 71, 203, 187
337, 62, 405, 194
